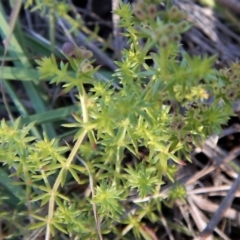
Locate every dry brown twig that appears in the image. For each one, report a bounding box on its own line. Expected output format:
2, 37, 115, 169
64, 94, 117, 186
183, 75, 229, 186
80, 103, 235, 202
173, 0, 240, 63
199, 175, 240, 238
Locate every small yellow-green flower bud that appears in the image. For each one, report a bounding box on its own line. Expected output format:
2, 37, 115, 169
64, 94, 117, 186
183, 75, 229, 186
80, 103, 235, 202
178, 10, 187, 19
220, 86, 227, 94
193, 113, 203, 122
160, 36, 169, 48
133, 5, 147, 20
226, 89, 237, 100
168, 5, 181, 20
74, 46, 87, 58
177, 21, 189, 32
231, 82, 240, 89
218, 69, 225, 76
79, 46, 86, 51
170, 115, 183, 130
135, 0, 145, 8
79, 59, 92, 72
80, 59, 90, 68
147, 4, 157, 19
229, 74, 238, 82
169, 34, 181, 43
164, 23, 176, 34
169, 5, 179, 16
155, 28, 164, 39
201, 103, 208, 112
83, 50, 93, 59
212, 84, 219, 94
224, 69, 232, 78
81, 64, 93, 73
175, 120, 185, 130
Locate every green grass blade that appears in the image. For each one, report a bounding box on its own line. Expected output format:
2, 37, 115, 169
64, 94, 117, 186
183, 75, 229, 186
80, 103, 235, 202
3, 81, 41, 138
0, 168, 26, 210
19, 104, 80, 125
0, 2, 57, 139
1, 66, 41, 81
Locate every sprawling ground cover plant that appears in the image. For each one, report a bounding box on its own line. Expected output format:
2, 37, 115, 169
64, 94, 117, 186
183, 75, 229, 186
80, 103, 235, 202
1, 0, 240, 239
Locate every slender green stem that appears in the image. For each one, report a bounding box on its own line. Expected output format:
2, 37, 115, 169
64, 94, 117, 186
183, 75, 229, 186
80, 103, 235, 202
145, 46, 169, 98
78, 84, 97, 148
45, 130, 87, 240
49, 1, 56, 53
115, 146, 121, 182
76, 155, 103, 240
45, 83, 89, 240
115, 145, 125, 187
160, 47, 168, 82
23, 165, 34, 225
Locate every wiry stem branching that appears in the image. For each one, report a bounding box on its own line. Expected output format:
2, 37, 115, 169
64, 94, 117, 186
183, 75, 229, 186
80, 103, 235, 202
45, 83, 89, 240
